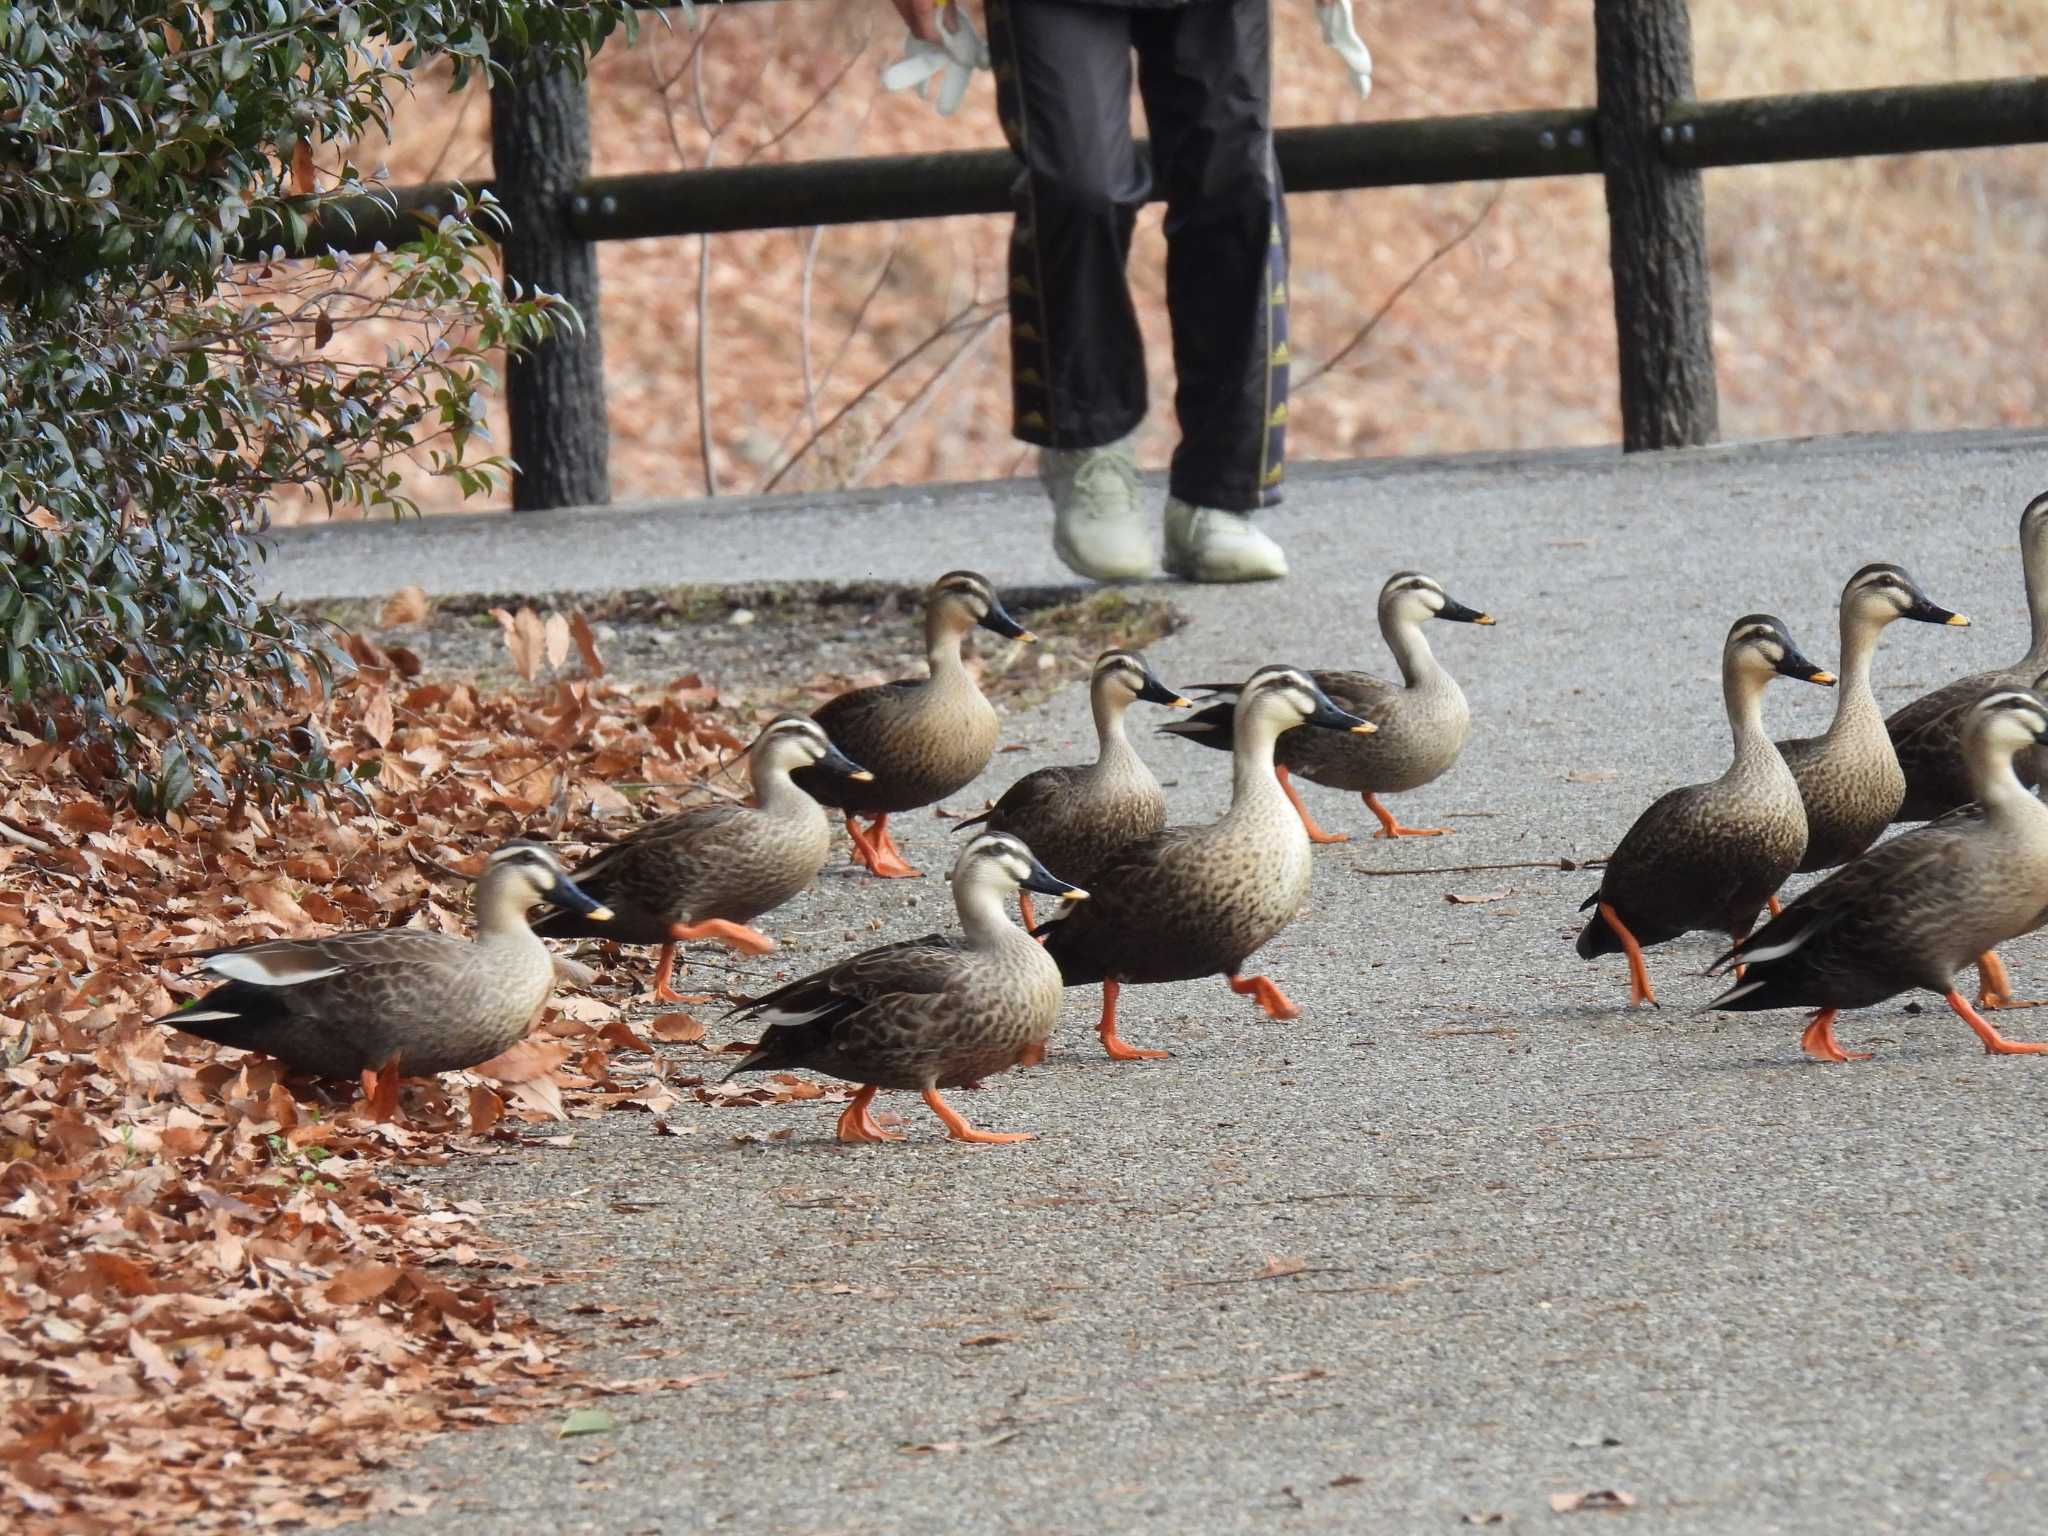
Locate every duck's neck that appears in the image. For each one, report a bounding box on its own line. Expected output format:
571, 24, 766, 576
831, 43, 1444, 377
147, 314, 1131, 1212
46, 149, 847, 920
1090, 687, 1138, 772
1974, 745, 2043, 829
925, 607, 973, 683
1382, 611, 1446, 692
1229, 711, 1289, 810
956, 878, 1023, 949
751, 758, 813, 818
475, 881, 544, 950
1723, 664, 1779, 778
1826, 608, 1884, 737
2024, 539, 2048, 668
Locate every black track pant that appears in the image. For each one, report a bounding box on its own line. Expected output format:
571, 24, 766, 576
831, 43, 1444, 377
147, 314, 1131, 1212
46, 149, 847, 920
986, 0, 1288, 512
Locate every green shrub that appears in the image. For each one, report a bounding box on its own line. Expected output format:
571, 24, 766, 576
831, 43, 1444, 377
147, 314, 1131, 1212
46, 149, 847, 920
0, 2, 633, 810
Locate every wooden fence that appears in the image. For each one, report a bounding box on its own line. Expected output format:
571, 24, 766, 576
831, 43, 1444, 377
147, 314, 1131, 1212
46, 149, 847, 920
303, 0, 2048, 511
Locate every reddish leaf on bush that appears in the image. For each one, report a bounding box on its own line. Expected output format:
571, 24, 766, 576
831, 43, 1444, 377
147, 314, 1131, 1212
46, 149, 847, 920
378, 585, 431, 627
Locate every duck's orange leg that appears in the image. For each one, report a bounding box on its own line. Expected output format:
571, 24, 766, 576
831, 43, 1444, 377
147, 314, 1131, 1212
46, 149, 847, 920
1097, 979, 1168, 1061
672, 918, 776, 956
650, 942, 707, 1005
1365, 792, 1448, 839
1974, 950, 2046, 1010
1947, 989, 2048, 1054
1799, 1007, 1870, 1063
835, 1085, 904, 1143
852, 814, 920, 879
1597, 901, 1659, 1009
1767, 894, 1783, 919
922, 1088, 1033, 1144
1017, 1040, 1048, 1068
1227, 972, 1300, 1021
1275, 766, 1348, 844
1018, 891, 1036, 933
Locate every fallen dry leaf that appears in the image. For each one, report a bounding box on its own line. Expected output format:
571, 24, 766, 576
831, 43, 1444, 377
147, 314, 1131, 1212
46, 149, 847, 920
1259, 1254, 1308, 1279
648, 1012, 707, 1044
1567, 768, 1619, 784
960, 1333, 1016, 1348
898, 1431, 1021, 1455
1445, 887, 1510, 904
1551, 1489, 1637, 1514
378, 585, 431, 627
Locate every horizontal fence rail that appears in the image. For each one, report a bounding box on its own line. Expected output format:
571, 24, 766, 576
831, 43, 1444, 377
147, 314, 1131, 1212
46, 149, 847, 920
296, 79, 2047, 255
300, 0, 2042, 508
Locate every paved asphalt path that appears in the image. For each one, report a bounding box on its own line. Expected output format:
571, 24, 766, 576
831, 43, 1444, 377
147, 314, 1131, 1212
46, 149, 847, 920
286, 430, 2048, 1534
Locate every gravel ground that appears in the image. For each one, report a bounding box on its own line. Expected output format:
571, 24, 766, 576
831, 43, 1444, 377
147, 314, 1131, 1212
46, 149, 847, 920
272, 429, 2048, 1534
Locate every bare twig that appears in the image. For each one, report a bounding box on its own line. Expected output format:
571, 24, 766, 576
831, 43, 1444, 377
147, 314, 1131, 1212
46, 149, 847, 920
797, 226, 823, 438
1295, 183, 1505, 394
847, 310, 1003, 486
762, 298, 999, 494
1354, 857, 1608, 878
0, 817, 53, 854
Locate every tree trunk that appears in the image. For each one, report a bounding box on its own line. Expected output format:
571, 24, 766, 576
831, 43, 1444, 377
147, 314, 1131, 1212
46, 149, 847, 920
490, 56, 610, 510
1593, 0, 1719, 452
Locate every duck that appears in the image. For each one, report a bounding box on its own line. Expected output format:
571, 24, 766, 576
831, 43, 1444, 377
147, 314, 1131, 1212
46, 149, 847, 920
953, 649, 1190, 927
1575, 615, 1835, 1008
1709, 688, 2048, 1061
1774, 563, 1967, 880
721, 832, 1085, 1144
532, 715, 872, 1003
1037, 666, 1373, 1060
791, 570, 1034, 879
155, 841, 610, 1082
1886, 490, 2048, 821
1158, 571, 1492, 841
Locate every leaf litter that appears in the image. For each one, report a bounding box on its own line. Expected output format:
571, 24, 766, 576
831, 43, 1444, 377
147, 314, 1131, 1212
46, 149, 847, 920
0, 605, 898, 1529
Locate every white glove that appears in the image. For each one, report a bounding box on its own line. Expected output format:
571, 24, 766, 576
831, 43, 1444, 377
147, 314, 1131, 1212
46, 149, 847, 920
881, 2, 989, 118
1316, 0, 1373, 99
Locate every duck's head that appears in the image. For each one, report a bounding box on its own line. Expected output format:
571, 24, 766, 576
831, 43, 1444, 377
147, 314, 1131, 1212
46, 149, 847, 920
2021, 490, 2048, 553
1379, 571, 1494, 628
1840, 562, 1967, 630
1964, 687, 2048, 759
1237, 665, 1376, 735
930, 570, 1034, 642
1091, 648, 1190, 710
753, 713, 872, 782
484, 840, 612, 920
951, 831, 1088, 904
1724, 614, 1835, 689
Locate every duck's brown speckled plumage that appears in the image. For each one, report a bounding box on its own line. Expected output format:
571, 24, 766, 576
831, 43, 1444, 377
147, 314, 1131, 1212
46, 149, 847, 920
532, 716, 856, 946
1042, 668, 1369, 989
1579, 615, 1833, 961
1775, 563, 1967, 872
156, 843, 605, 1078
1886, 491, 2048, 822
792, 571, 1026, 817
959, 650, 1186, 887
725, 835, 1071, 1092
1716, 691, 2048, 1022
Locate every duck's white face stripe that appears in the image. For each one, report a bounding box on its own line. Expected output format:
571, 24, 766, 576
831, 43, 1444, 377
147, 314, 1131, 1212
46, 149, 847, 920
1731, 624, 1778, 647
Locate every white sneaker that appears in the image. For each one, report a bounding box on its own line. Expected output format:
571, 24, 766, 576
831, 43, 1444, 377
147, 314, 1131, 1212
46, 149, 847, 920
1041, 433, 1152, 582
1163, 497, 1289, 583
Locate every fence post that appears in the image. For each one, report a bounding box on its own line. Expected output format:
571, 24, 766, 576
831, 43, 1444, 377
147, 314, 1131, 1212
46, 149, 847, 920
1592, 0, 1719, 451
489, 53, 611, 511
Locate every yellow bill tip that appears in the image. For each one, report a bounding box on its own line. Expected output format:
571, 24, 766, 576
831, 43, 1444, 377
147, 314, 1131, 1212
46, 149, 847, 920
849, 769, 876, 782
589, 905, 615, 922
1171, 696, 1193, 709
1474, 614, 1497, 626
1017, 630, 1040, 645
1947, 613, 1972, 627
1349, 721, 1378, 734
1061, 887, 1089, 903
1810, 670, 1837, 687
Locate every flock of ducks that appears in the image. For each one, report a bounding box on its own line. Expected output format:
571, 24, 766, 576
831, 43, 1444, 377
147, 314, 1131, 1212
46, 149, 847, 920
160, 493, 2048, 1141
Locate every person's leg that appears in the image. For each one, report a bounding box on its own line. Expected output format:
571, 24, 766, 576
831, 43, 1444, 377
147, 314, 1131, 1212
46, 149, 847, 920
986, 0, 1154, 580
1134, 0, 1289, 581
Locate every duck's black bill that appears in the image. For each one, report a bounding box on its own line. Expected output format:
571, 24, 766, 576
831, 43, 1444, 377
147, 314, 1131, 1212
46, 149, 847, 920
1776, 646, 1836, 686
1905, 594, 1968, 627
819, 743, 874, 781
1020, 857, 1087, 902
1438, 598, 1496, 626
979, 600, 1034, 642
1304, 684, 1375, 734
1138, 673, 1193, 708
549, 872, 613, 920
